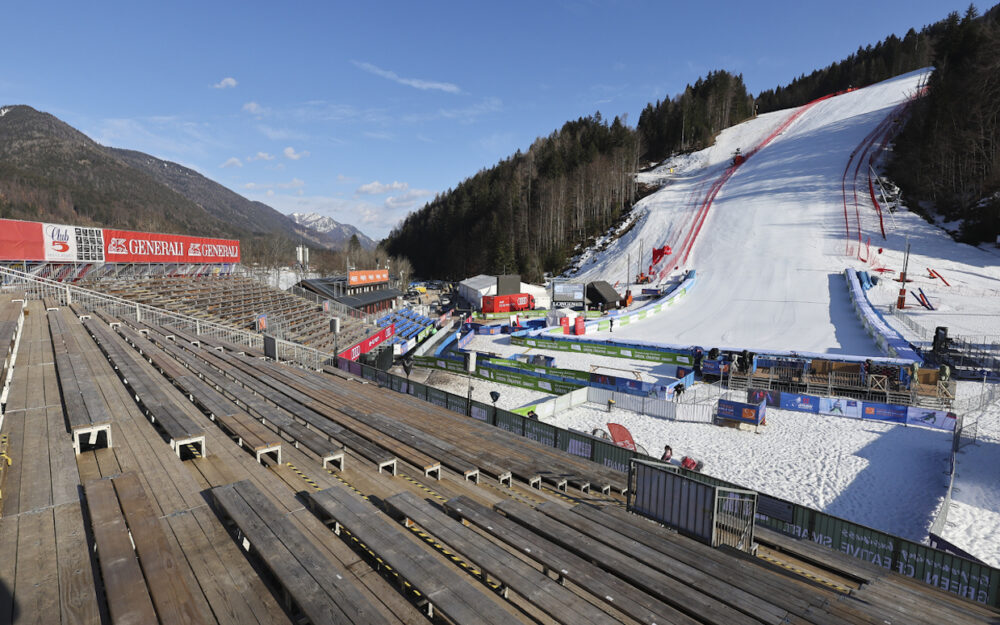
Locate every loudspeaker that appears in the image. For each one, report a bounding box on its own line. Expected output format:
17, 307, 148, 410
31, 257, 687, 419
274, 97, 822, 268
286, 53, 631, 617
464, 351, 477, 373
933, 326, 948, 353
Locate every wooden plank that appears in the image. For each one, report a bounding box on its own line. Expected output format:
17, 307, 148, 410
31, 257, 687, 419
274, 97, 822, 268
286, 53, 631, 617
232, 480, 387, 624
83, 478, 158, 625
384, 491, 617, 625
1, 410, 26, 515
444, 495, 699, 625
18, 408, 53, 514
46, 405, 80, 507
112, 473, 211, 625
53, 502, 102, 625
12, 508, 59, 625
0, 515, 19, 624
211, 482, 355, 625
308, 485, 520, 625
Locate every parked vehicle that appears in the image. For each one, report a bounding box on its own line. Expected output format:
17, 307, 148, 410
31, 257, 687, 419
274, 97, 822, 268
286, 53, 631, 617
481, 293, 535, 313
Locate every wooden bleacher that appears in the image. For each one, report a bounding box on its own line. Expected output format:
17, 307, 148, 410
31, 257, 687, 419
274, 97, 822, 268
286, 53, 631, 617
211, 479, 384, 625
307, 483, 526, 624
47, 308, 113, 454
0, 285, 997, 625
83, 472, 210, 625
83, 318, 207, 458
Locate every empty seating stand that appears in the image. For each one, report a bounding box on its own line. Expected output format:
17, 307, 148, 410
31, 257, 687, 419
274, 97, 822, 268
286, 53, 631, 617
83, 473, 209, 625
83, 318, 207, 459
47, 308, 113, 454
384, 491, 618, 625
211, 479, 384, 625
307, 484, 518, 624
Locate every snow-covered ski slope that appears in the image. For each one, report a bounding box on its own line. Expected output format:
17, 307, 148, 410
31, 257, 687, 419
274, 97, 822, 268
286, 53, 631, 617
575, 70, 942, 355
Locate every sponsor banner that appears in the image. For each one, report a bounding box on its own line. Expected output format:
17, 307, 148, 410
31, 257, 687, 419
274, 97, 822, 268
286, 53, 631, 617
103, 229, 240, 263
0, 218, 45, 260
338, 323, 395, 362
348, 269, 389, 286
606, 423, 637, 451
42, 222, 78, 261
779, 392, 819, 413
718, 398, 766, 425
747, 389, 781, 407
256, 314, 267, 332
905, 407, 957, 431
818, 397, 862, 419
861, 401, 907, 423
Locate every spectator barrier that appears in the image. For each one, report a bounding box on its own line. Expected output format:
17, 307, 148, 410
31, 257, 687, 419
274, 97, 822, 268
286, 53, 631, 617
746, 388, 956, 432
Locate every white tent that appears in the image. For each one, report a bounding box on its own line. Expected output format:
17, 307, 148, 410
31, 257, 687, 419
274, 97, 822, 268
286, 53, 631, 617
458, 274, 496, 310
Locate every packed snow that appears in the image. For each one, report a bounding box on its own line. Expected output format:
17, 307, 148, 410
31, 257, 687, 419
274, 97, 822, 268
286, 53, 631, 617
415, 71, 1000, 566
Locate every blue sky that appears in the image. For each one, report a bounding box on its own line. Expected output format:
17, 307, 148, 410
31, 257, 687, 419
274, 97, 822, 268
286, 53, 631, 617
0, 1, 980, 241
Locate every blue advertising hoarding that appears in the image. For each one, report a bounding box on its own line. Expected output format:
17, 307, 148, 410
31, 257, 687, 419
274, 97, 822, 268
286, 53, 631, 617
779, 392, 819, 413
747, 389, 781, 407
717, 398, 766, 425
861, 401, 907, 423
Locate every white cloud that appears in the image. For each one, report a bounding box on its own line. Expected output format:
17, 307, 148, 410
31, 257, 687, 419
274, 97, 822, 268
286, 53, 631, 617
384, 189, 433, 210
356, 180, 408, 195
402, 96, 502, 124
336, 174, 356, 183
247, 151, 275, 161
352, 61, 461, 94
283, 146, 309, 160
257, 125, 308, 142
242, 101, 266, 115
220, 157, 243, 168
243, 178, 304, 191
213, 77, 238, 89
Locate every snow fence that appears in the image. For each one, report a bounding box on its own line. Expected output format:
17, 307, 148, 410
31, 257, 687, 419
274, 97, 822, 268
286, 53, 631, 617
845, 268, 921, 363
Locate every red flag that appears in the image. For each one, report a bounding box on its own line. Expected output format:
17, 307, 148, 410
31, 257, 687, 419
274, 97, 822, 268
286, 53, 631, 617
651, 245, 672, 266
606, 423, 637, 451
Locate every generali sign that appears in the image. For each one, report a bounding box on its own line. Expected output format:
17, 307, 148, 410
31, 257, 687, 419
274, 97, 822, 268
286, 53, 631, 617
0, 218, 241, 264
103, 229, 240, 263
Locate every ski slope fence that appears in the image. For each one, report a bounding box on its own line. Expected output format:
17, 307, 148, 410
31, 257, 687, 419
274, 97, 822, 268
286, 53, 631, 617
511, 270, 697, 345
676, 92, 839, 265
339, 354, 1000, 608
845, 268, 921, 362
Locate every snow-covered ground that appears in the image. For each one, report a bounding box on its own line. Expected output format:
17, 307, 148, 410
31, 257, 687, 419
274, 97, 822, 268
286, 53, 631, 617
548, 399, 953, 544
416, 71, 1000, 566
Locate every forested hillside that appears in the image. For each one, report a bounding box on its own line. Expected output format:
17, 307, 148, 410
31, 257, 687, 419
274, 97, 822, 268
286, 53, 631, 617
385, 114, 639, 281
888, 6, 1000, 242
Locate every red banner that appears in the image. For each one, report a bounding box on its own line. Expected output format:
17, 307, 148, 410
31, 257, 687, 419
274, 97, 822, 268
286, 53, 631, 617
606, 423, 637, 451
348, 269, 388, 286
338, 323, 395, 362
102, 229, 240, 263
0, 219, 45, 261
0, 217, 241, 264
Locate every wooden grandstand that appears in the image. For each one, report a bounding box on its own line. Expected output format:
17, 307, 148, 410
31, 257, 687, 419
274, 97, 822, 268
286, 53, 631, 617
91, 274, 376, 352
0, 286, 998, 625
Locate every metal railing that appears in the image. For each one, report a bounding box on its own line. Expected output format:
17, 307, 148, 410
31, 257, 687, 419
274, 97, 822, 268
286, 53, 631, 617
0, 266, 339, 372
713, 488, 758, 553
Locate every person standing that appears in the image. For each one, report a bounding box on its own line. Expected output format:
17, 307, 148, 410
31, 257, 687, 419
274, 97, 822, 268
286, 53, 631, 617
660, 445, 673, 462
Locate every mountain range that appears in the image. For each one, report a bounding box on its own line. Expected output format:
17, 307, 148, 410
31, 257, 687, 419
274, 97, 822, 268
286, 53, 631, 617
0, 105, 374, 255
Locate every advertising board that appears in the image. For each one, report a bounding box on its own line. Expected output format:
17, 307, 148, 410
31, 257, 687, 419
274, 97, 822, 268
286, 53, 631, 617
905, 407, 957, 431
779, 392, 819, 413
717, 398, 765, 425
338, 324, 395, 361
818, 397, 862, 419
861, 401, 907, 423
348, 269, 389, 286
747, 389, 781, 407
102, 229, 240, 263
